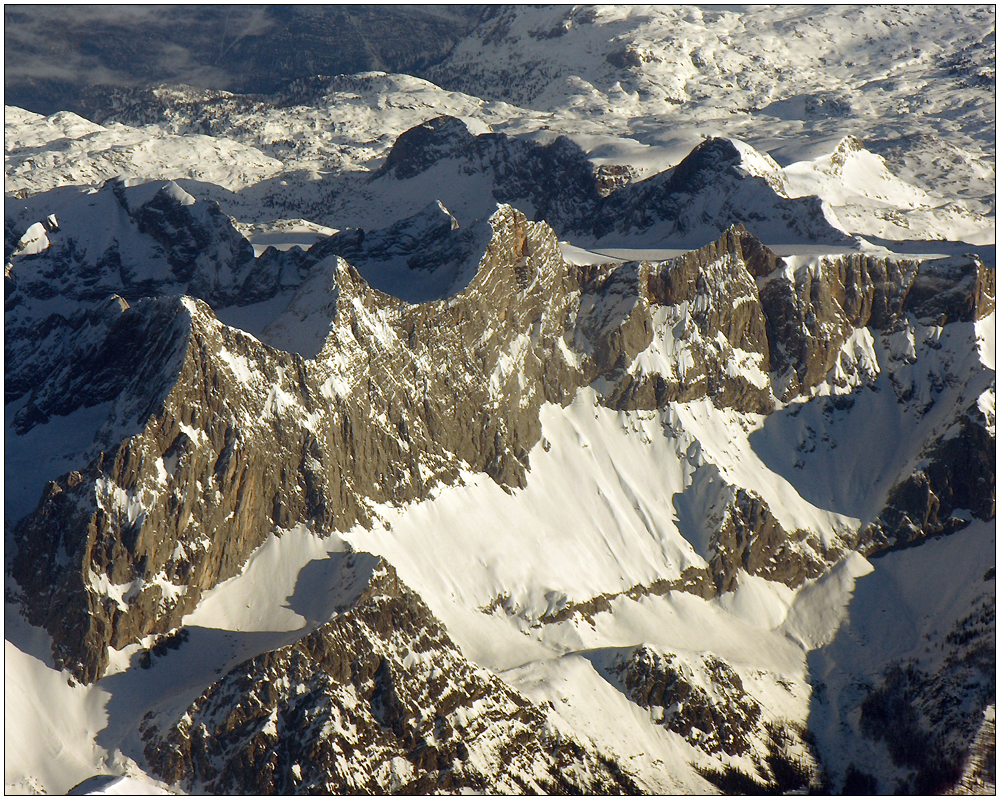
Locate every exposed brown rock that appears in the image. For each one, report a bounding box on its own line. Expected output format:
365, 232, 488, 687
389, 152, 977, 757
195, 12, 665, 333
10, 207, 588, 682
710, 489, 842, 593
862, 397, 996, 555
141, 560, 641, 794
9, 202, 990, 685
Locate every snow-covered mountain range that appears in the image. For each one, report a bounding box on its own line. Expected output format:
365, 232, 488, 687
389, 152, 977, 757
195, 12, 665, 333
4, 4, 996, 796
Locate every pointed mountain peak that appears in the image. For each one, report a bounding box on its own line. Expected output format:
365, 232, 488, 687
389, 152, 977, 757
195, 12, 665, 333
827, 134, 873, 174
669, 137, 787, 197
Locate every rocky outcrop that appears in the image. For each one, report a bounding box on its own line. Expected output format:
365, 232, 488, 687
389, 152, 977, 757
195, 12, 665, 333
11, 296, 324, 681
948, 708, 996, 795
533, 567, 717, 625
578, 225, 778, 415
759, 252, 993, 401
607, 646, 764, 758
371, 115, 609, 233
6, 293, 141, 415
904, 254, 996, 324
9, 205, 586, 682
141, 559, 639, 794
602, 645, 820, 792
759, 253, 918, 400
710, 489, 842, 594
299, 199, 488, 303
863, 395, 996, 554
4, 178, 278, 308
372, 123, 856, 248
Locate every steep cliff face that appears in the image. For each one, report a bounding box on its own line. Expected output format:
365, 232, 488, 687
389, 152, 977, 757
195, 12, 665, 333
5, 9, 996, 794
10, 296, 324, 681
864, 394, 995, 554
141, 559, 639, 794
8, 185, 993, 687
757, 252, 995, 403
759, 254, 914, 400
8, 203, 586, 682
596, 225, 776, 415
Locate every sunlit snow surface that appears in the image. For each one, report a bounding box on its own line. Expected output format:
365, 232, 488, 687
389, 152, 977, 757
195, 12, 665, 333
3, 4, 995, 793
5, 316, 993, 789
5, 6, 995, 249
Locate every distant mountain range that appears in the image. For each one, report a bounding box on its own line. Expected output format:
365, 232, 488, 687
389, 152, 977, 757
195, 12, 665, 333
4, 5, 485, 115
4, 4, 996, 796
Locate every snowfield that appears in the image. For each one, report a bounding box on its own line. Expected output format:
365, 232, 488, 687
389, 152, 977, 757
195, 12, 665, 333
4, 4, 995, 795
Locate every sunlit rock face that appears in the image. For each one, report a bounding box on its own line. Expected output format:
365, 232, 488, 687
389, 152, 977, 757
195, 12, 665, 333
4, 6, 995, 794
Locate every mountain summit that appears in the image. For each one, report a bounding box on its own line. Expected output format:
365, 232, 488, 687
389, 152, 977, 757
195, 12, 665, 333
4, 5, 995, 796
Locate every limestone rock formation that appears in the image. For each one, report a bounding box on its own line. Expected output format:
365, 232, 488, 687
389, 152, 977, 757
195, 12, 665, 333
7, 187, 993, 685
141, 559, 639, 794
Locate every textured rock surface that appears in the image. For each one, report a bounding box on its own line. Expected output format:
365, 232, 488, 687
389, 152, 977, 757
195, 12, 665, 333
6, 187, 993, 686
948, 709, 996, 795
599, 225, 776, 415
141, 559, 639, 794
4, 11, 996, 795
759, 254, 916, 400
371, 114, 610, 233
607, 645, 764, 758
10, 296, 321, 681
710, 489, 842, 594
372, 124, 855, 247
863, 396, 996, 554
9, 205, 584, 682
603, 644, 820, 792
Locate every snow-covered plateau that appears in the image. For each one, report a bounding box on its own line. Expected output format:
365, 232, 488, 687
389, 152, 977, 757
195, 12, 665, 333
4, 4, 996, 796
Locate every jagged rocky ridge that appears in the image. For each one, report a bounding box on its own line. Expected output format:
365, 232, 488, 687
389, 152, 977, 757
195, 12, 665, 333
6, 183, 994, 687
139, 557, 639, 794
